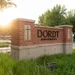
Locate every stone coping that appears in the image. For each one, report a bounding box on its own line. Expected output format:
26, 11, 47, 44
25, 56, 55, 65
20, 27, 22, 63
11, 43, 72, 49
35, 26, 63, 29
55, 25, 73, 28
14, 18, 35, 22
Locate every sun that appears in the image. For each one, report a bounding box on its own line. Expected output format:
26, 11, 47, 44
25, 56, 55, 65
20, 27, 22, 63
0, 18, 11, 27
0, 11, 14, 27
0, 12, 10, 27
0, 14, 11, 27
0, 8, 18, 27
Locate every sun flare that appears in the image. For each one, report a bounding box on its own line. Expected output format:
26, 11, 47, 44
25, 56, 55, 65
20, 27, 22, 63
0, 8, 18, 27
0, 19, 11, 27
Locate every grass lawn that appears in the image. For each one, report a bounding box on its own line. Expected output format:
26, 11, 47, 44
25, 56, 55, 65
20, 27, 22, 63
0, 51, 75, 75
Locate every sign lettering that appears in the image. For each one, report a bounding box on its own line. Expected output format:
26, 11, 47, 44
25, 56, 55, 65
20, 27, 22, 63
37, 30, 59, 40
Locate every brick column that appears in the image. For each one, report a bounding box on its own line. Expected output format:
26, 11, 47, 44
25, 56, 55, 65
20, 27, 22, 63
58, 25, 73, 54
11, 18, 35, 60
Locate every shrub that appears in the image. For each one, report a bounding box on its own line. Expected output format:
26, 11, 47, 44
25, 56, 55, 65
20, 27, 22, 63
0, 43, 9, 47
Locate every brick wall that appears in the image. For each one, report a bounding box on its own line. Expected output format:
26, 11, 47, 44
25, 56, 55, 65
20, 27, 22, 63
11, 18, 72, 46
11, 18, 73, 60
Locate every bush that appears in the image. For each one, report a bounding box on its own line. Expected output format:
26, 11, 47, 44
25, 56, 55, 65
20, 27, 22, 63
0, 43, 9, 47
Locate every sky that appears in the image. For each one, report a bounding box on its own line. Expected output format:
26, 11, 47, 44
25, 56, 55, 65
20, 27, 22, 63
0, 0, 75, 25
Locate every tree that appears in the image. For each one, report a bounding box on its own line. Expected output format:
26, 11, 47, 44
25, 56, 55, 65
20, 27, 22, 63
38, 14, 45, 25
38, 5, 66, 26
70, 15, 75, 32
0, 0, 16, 11
38, 4, 75, 32
65, 10, 75, 32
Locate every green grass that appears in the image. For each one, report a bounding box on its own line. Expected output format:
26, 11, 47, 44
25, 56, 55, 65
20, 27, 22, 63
0, 43, 9, 47
1, 51, 75, 75
73, 48, 75, 52
73, 40, 75, 43
0, 53, 15, 75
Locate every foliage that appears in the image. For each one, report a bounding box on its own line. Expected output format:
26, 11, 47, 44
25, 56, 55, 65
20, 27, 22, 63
38, 5, 66, 26
38, 4, 75, 32
72, 48, 75, 52
1, 51, 75, 75
13, 52, 75, 75
0, 53, 15, 75
65, 10, 75, 32
0, 42, 9, 47
0, 0, 16, 11
13, 60, 51, 75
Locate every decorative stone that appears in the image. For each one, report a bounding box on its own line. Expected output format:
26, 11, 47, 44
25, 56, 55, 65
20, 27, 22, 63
47, 62, 58, 71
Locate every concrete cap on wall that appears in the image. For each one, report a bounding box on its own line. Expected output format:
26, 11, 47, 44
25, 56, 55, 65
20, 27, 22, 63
55, 25, 73, 28
35, 25, 63, 29
13, 18, 35, 23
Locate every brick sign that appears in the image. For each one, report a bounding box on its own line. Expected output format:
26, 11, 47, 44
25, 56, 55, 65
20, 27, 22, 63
11, 18, 73, 60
